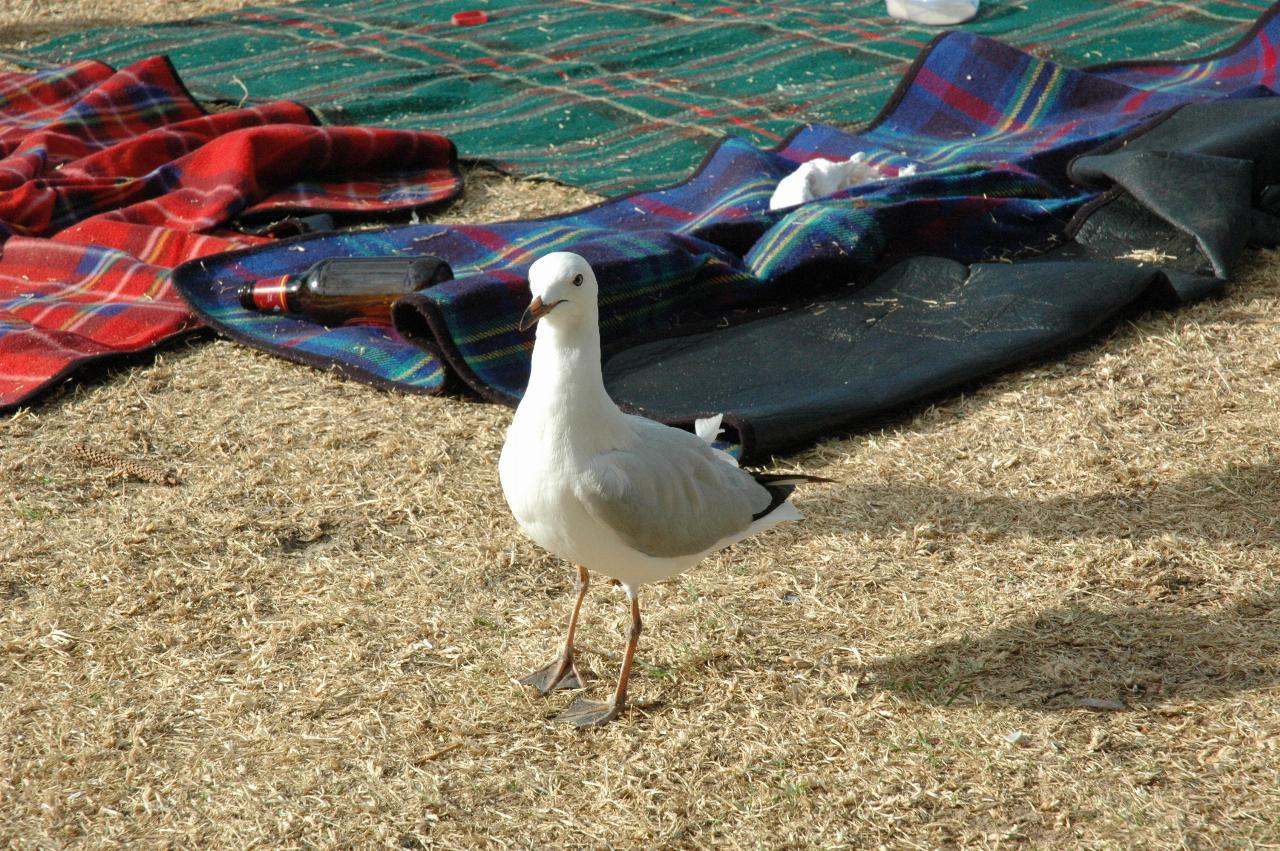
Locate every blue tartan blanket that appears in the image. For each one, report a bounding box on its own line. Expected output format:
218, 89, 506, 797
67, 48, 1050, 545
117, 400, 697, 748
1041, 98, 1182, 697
173, 4, 1280, 454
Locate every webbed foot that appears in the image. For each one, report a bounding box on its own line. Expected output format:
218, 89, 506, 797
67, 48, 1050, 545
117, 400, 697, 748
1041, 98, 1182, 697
518, 656, 583, 695
556, 696, 622, 728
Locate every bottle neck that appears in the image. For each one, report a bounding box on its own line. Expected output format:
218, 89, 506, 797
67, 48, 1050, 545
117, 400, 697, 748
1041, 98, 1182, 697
240, 274, 301, 313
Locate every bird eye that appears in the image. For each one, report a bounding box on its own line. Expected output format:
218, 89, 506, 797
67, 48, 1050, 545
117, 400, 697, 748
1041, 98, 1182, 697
572, 274, 584, 287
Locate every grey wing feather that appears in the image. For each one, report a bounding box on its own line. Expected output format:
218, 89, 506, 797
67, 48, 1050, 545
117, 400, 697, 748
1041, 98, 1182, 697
574, 417, 774, 558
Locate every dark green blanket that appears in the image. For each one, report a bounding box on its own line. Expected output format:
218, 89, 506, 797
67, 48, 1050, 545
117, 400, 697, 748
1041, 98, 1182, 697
13, 0, 1269, 193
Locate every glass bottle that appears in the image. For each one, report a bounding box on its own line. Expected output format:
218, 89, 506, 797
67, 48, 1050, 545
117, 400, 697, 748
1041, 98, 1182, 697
238, 255, 453, 326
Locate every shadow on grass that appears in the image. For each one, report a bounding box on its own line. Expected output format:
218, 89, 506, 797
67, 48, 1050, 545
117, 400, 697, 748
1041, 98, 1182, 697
830, 460, 1280, 545
836, 460, 1280, 707
873, 590, 1279, 709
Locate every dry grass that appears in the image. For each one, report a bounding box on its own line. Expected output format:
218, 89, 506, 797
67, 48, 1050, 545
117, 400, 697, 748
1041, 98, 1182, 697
3, 2, 1280, 849
0, 0, 286, 53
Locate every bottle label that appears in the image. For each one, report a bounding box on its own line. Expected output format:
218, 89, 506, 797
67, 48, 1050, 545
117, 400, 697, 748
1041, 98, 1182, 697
246, 275, 292, 313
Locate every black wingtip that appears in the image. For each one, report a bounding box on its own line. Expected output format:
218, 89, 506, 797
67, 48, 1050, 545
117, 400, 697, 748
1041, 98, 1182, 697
751, 483, 796, 521
748, 472, 833, 521
751, 472, 838, 487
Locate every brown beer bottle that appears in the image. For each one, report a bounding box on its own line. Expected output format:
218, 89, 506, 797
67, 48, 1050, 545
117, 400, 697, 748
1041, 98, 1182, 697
237, 255, 453, 326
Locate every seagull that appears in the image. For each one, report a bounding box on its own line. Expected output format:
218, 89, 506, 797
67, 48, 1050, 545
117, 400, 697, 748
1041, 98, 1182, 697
499, 251, 830, 728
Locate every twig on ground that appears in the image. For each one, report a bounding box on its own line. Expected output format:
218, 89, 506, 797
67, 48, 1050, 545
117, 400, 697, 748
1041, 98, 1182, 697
414, 742, 463, 765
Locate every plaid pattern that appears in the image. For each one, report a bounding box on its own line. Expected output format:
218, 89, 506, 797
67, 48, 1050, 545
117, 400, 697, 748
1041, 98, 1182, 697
0, 56, 462, 411
10, 0, 1272, 193
172, 5, 1280, 406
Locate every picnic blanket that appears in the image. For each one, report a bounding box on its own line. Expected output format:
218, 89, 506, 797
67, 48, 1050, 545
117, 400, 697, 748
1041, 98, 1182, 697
0, 56, 461, 411
604, 94, 1280, 454
170, 3, 1280, 460
11, 0, 1272, 194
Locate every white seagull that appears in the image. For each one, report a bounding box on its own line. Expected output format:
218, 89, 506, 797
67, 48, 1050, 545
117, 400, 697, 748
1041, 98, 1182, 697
499, 252, 830, 727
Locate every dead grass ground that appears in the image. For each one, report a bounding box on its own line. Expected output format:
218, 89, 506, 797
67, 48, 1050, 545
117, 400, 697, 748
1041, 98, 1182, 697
3, 2, 1280, 849
0, 0, 282, 52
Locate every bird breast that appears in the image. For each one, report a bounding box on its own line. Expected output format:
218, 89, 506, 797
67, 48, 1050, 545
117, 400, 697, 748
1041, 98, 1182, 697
500, 423, 578, 552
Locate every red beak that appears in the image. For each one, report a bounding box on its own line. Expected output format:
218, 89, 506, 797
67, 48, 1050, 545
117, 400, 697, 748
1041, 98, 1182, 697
518, 296, 565, 331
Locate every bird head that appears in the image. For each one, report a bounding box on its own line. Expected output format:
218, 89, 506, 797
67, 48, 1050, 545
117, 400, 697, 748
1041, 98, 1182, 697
519, 252, 598, 332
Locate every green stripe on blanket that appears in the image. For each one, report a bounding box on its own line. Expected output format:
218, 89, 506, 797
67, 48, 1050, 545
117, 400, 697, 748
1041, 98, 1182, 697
13, 0, 1270, 193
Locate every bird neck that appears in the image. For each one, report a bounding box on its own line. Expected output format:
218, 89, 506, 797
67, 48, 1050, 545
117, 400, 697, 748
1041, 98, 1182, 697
522, 313, 629, 449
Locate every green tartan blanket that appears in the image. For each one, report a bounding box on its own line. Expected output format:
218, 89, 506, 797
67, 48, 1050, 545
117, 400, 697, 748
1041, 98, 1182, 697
12, 0, 1271, 192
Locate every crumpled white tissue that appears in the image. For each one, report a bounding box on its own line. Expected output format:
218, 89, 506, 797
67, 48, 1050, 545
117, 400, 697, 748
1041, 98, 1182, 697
885, 0, 979, 26
769, 153, 917, 210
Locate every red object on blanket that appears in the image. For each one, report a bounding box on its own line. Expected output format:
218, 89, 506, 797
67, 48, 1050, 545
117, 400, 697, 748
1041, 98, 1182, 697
0, 55, 461, 410
452, 10, 489, 25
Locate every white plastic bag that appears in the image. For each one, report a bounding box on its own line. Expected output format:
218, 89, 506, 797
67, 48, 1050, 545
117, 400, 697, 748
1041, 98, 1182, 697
886, 0, 979, 26
769, 153, 917, 210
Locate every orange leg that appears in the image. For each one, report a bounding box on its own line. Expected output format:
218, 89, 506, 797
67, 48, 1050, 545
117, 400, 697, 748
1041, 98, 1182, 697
519, 565, 588, 695
558, 583, 643, 727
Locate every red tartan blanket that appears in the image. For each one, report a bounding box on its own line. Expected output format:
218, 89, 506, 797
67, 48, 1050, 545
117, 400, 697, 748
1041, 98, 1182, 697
0, 55, 461, 410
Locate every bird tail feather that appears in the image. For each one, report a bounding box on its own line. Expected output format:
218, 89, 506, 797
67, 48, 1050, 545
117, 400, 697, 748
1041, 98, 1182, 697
694, 414, 724, 445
